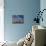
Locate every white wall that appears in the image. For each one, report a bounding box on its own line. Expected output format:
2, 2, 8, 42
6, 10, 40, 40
0, 0, 4, 42
40, 0, 46, 26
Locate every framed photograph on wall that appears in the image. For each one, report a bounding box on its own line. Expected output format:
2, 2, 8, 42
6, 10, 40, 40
12, 15, 24, 24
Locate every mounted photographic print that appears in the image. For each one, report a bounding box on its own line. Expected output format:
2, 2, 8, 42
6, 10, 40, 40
12, 15, 24, 24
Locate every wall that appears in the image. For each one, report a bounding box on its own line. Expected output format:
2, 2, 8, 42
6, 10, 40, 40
40, 0, 46, 26
4, 0, 40, 42
0, 0, 4, 42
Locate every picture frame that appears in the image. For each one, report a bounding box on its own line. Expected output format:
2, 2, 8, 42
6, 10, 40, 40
12, 15, 24, 24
